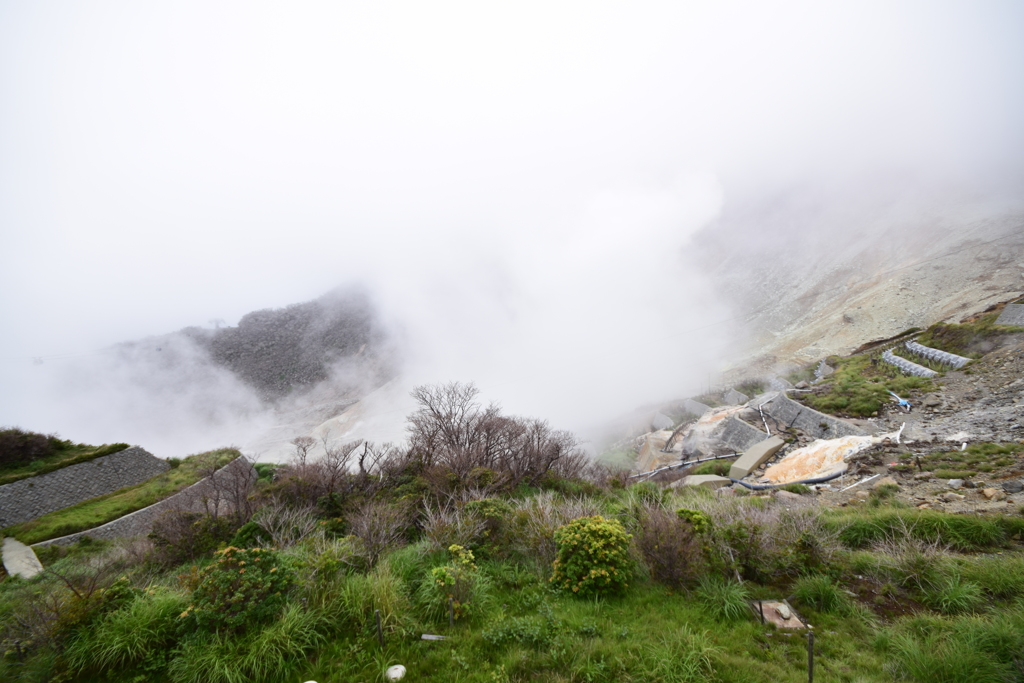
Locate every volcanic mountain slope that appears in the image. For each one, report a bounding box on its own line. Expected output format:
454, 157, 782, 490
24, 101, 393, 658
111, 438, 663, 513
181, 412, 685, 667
689, 191, 1024, 377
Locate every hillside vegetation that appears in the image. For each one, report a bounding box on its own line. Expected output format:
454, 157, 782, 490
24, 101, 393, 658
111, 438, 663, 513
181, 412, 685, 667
0, 429, 128, 486
1, 383, 1022, 683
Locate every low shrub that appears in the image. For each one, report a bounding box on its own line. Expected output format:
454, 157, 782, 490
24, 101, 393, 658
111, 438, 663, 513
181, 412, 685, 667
482, 607, 560, 649
418, 544, 486, 622
464, 497, 513, 545
182, 546, 293, 635
149, 511, 237, 565
676, 508, 712, 535
636, 507, 705, 589
421, 504, 487, 552
550, 516, 633, 597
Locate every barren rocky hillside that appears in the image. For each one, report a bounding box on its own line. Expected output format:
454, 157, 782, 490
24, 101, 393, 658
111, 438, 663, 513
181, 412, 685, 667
690, 193, 1024, 378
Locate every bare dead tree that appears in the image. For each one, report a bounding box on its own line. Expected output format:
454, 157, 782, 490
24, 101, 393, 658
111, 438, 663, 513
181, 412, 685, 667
255, 500, 321, 548
320, 434, 362, 498
193, 455, 258, 525
349, 500, 407, 567
291, 436, 315, 467
407, 382, 587, 491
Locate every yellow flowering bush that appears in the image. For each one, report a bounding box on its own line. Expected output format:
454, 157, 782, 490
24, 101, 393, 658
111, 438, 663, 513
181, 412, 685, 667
550, 516, 632, 596
427, 544, 479, 620
181, 546, 293, 634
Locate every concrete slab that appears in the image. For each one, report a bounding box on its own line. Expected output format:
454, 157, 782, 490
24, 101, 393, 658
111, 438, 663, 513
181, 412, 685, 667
2, 537, 44, 579
995, 303, 1024, 326
729, 436, 786, 479
750, 600, 806, 629
651, 412, 674, 431
673, 474, 731, 489
724, 389, 749, 405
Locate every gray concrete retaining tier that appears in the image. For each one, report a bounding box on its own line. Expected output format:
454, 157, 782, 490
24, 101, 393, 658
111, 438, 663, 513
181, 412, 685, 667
730, 436, 786, 479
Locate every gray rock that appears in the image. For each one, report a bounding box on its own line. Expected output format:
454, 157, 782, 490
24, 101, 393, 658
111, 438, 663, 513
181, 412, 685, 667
776, 603, 792, 620
947, 479, 964, 489
794, 381, 810, 390
962, 480, 977, 489
776, 490, 802, 500
1002, 480, 1024, 494
940, 492, 966, 502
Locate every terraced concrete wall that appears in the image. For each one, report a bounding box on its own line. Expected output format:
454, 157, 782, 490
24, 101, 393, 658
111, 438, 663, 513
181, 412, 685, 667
34, 456, 255, 547
716, 417, 768, 453
904, 341, 969, 369
0, 447, 168, 528
761, 394, 864, 440
995, 304, 1024, 326
881, 350, 938, 378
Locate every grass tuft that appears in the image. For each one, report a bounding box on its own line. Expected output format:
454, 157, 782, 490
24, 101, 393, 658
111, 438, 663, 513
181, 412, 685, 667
694, 575, 749, 621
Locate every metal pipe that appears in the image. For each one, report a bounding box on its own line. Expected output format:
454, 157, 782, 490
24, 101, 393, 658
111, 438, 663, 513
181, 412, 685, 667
628, 453, 739, 479
729, 468, 847, 490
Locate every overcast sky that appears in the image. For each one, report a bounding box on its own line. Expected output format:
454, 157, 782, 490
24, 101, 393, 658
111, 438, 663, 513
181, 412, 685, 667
2, 1, 1023, 449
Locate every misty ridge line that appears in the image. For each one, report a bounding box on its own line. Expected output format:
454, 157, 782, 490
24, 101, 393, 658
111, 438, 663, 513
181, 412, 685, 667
249, 224, 1024, 430
1, 225, 1019, 375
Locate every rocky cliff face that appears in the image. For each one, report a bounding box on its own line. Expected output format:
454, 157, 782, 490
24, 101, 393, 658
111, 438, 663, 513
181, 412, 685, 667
184, 288, 390, 401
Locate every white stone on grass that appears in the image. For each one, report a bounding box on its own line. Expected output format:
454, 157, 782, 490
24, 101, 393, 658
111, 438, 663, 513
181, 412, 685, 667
2, 537, 44, 579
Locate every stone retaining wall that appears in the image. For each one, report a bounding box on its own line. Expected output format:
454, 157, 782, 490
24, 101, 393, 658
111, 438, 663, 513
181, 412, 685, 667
33, 456, 255, 547
761, 394, 865, 440
0, 447, 169, 528
716, 416, 768, 453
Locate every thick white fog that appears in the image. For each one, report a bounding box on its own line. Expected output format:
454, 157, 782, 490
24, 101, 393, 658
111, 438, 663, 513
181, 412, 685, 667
1, 2, 1023, 456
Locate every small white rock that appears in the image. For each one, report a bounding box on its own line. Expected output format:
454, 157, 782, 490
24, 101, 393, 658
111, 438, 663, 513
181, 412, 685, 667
386, 665, 407, 681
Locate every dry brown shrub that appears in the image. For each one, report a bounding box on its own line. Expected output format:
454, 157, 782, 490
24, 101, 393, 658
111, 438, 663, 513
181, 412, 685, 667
635, 506, 705, 588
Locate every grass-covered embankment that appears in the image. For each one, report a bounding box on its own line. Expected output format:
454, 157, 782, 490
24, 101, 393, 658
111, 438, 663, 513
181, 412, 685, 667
0, 429, 129, 486
916, 312, 1024, 358
0, 449, 239, 545
801, 353, 932, 417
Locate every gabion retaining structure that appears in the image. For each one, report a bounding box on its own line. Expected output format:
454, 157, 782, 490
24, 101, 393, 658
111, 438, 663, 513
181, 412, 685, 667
904, 340, 970, 369
881, 349, 938, 378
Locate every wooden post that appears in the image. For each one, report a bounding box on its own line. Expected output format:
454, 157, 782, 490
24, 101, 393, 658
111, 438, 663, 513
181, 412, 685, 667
758, 600, 764, 625
449, 597, 454, 627
807, 630, 814, 683
375, 609, 384, 648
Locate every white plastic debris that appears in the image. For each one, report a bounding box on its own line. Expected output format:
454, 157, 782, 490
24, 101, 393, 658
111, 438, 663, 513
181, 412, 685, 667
386, 664, 407, 680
